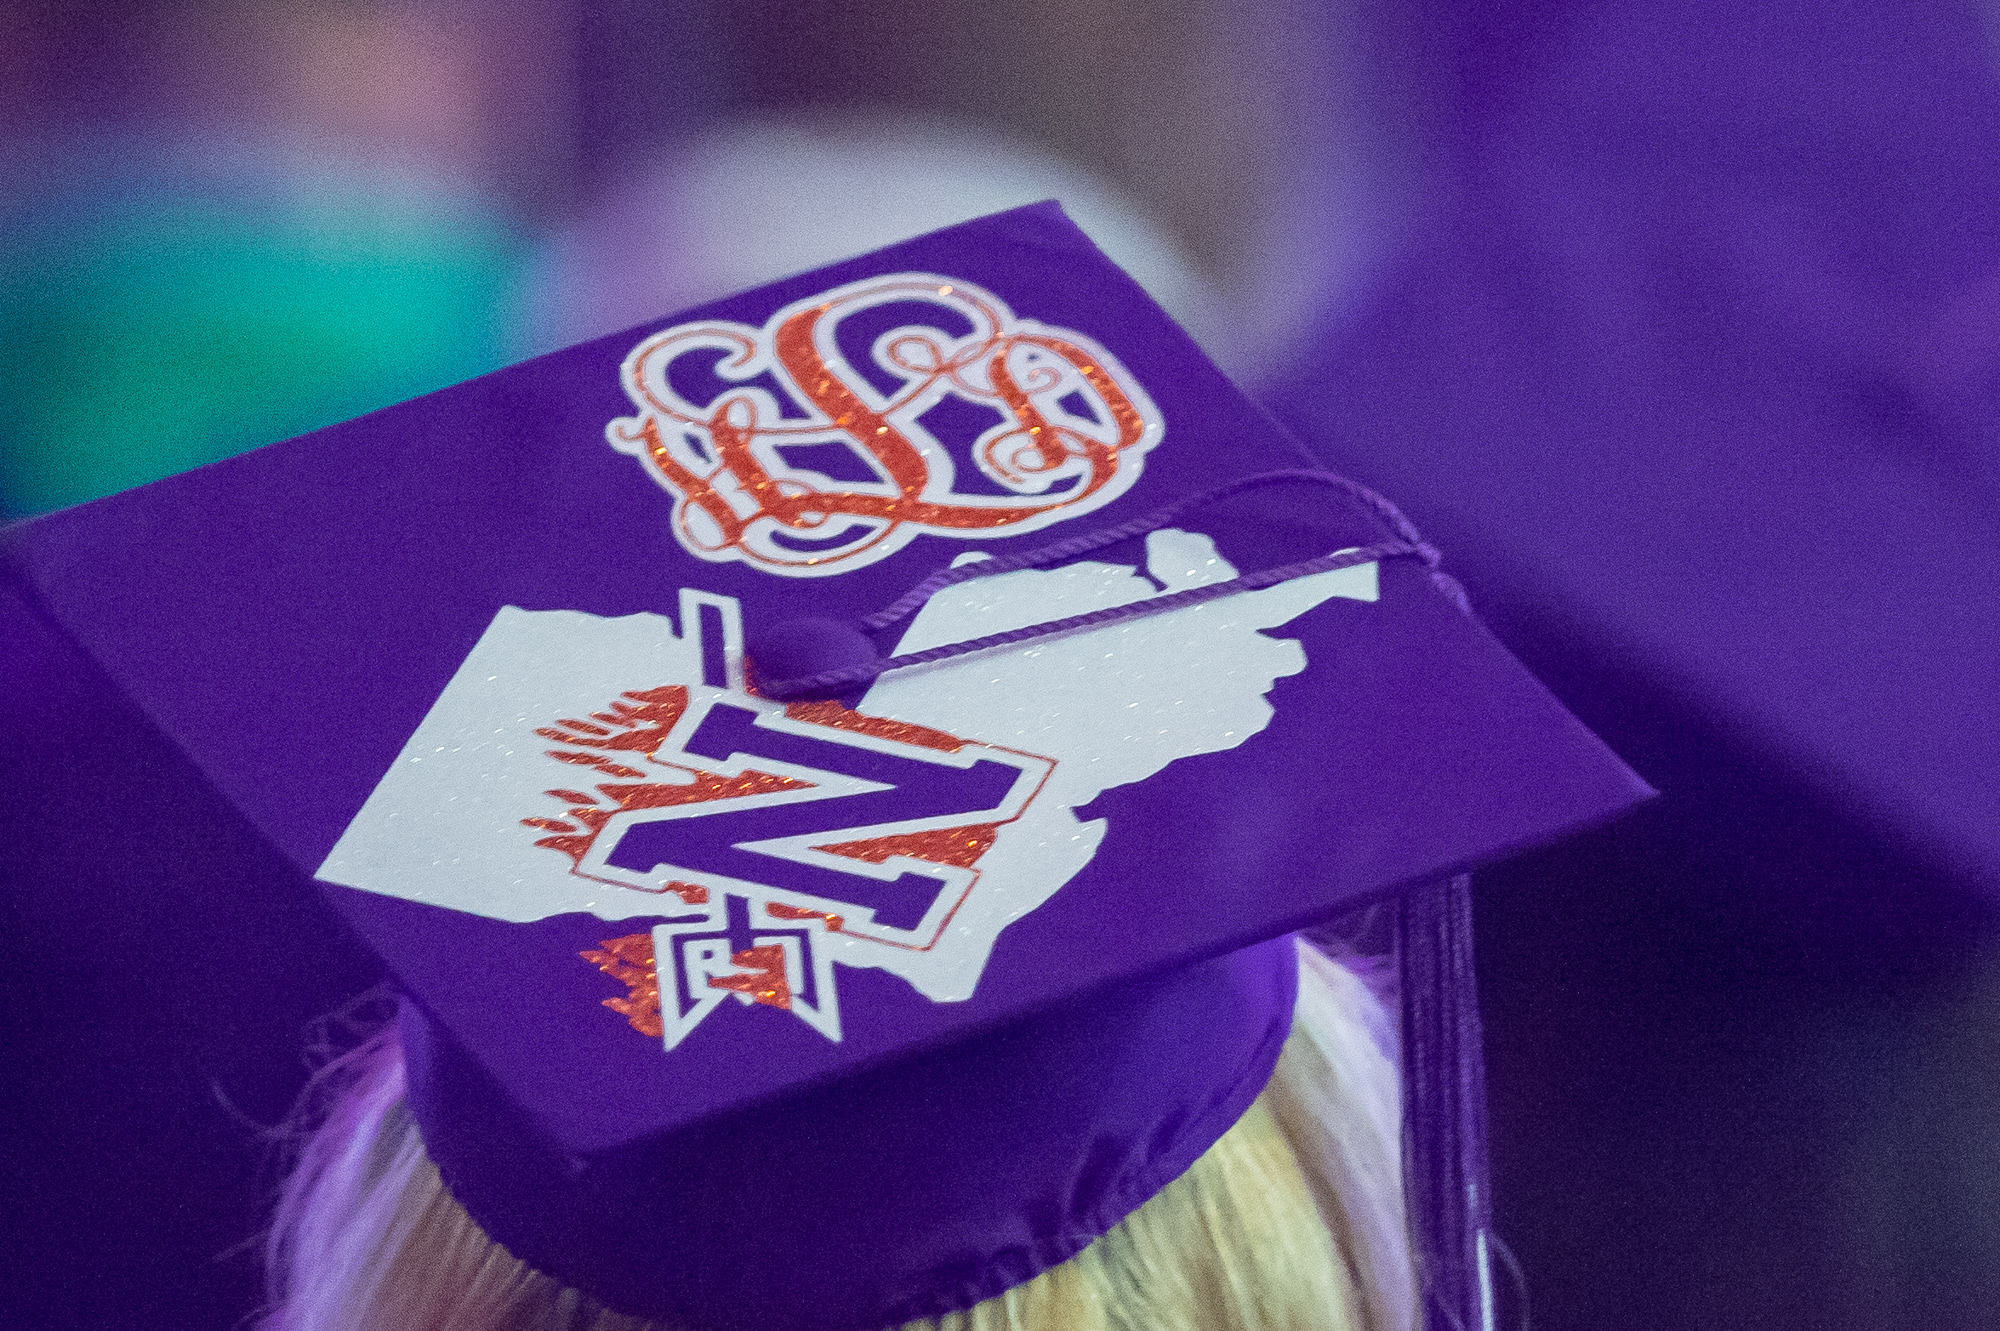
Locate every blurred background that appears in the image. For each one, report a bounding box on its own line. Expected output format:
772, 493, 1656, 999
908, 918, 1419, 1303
0, 0, 1365, 517
6, 2, 2000, 1329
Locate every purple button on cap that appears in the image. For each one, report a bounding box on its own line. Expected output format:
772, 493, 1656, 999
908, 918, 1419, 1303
746, 616, 879, 699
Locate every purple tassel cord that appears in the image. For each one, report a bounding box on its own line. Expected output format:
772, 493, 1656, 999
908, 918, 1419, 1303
1399, 874, 1504, 1331
752, 469, 1469, 701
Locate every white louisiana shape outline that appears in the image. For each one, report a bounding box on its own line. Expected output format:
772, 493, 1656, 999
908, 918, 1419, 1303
606, 272, 1165, 578
317, 529, 1380, 1053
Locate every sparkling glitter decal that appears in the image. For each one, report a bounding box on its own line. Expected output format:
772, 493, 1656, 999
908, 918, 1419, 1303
704, 944, 792, 1009
548, 683, 1057, 1037
548, 682, 1040, 1037
783, 698, 963, 753
607, 273, 1165, 576
580, 933, 665, 1037
767, 901, 846, 933
814, 822, 1002, 870
524, 683, 809, 882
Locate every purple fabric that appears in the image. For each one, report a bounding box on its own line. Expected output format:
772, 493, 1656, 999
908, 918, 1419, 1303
3, 204, 1649, 1326
0, 579, 380, 1329
1267, 3, 2000, 1325
1278, 0, 2000, 895
408, 937, 1296, 1331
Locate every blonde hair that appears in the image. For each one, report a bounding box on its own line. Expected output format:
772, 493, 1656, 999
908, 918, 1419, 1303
262, 942, 1415, 1331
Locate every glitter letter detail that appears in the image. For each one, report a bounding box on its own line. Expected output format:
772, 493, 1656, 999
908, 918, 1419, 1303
606, 274, 1164, 576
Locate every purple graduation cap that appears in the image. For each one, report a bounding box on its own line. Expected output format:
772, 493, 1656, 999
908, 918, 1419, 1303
1, 203, 1646, 1330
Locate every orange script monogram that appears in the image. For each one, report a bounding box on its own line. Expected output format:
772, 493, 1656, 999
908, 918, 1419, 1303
607, 274, 1165, 576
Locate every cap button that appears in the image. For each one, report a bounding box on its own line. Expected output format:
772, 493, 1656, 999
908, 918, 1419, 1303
746, 617, 880, 700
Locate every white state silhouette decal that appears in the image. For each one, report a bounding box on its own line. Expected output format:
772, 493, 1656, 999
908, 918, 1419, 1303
318, 530, 1377, 1047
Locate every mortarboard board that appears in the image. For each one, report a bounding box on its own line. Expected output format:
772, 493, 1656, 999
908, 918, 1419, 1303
1, 202, 1648, 1330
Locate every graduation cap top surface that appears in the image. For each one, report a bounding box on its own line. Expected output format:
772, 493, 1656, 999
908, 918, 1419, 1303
3, 203, 1647, 1329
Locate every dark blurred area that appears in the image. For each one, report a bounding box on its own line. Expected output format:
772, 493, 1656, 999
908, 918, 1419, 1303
6, 2, 2000, 1329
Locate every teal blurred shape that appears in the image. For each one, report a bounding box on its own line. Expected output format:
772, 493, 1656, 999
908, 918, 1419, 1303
1, 158, 523, 516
